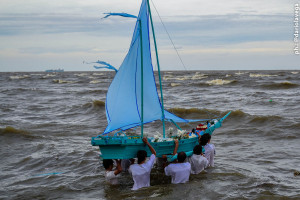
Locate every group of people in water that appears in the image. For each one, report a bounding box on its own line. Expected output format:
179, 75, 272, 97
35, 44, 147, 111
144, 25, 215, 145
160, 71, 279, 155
102, 125, 215, 190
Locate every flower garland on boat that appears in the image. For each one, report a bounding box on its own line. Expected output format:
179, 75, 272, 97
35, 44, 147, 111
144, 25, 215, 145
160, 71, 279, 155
150, 128, 197, 142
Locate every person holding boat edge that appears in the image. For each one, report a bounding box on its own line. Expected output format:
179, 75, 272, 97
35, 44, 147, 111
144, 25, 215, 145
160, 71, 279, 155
164, 140, 192, 184
128, 137, 156, 190
200, 133, 215, 167
103, 159, 122, 185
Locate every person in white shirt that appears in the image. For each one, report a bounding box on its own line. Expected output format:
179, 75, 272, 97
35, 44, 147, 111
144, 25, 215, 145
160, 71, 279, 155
128, 137, 156, 190
200, 133, 215, 167
103, 159, 122, 185
164, 140, 191, 184
188, 145, 209, 174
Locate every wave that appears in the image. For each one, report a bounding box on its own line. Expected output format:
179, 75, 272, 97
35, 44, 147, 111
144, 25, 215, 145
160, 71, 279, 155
168, 107, 226, 117
249, 115, 282, 124
0, 126, 35, 138
82, 100, 105, 111
205, 79, 236, 85
164, 73, 208, 81
75, 73, 88, 77
9, 75, 30, 80
191, 73, 208, 80
249, 73, 278, 78
43, 74, 57, 78
168, 108, 247, 119
235, 72, 246, 75
260, 81, 298, 89
52, 79, 76, 84
92, 73, 104, 76
291, 72, 299, 74
167, 108, 284, 126
93, 100, 105, 107
77, 89, 106, 95
89, 80, 102, 84
163, 76, 189, 81
170, 83, 181, 87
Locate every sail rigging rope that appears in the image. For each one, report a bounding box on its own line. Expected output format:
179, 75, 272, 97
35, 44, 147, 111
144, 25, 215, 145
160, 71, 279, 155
149, 0, 224, 121
150, 0, 188, 71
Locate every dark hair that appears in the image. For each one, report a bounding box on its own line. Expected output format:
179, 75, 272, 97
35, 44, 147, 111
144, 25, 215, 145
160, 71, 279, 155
137, 150, 147, 164
103, 159, 113, 169
191, 128, 195, 133
200, 133, 211, 146
193, 145, 202, 155
177, 152, 187, 163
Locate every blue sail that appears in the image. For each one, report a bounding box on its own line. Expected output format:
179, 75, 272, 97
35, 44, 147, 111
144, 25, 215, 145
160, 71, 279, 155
103, 0, 189, 134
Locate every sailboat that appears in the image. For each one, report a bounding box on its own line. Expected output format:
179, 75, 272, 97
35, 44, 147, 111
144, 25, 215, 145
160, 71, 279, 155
91, 0, 230, 159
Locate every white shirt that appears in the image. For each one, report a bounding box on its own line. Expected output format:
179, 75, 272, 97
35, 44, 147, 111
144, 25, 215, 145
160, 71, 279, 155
188, 154, 209, 174
204, 143, 215, 167
105, 171, 119, 185
128, 154, 156, 190
164, 162, 191, 184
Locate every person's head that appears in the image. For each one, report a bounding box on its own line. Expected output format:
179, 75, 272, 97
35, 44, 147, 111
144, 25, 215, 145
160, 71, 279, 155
193, 145, 202, 155
177, 152, 187, 163
200, 133, 211, 146
191, 128, 195, 133
137, 150, 147, 164
103, 159, 114, 170
206, 121, 210, 124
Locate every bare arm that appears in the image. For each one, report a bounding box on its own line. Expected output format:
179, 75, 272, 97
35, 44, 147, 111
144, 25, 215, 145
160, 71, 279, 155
196, 132, 201, 144
173, 139, 179, 155
114, 159, 122, 175
162, 140, 179, 168
142, 137, 156, 156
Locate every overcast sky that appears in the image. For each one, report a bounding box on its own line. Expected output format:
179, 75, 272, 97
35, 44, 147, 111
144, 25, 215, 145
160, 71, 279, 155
0, 0, 299, 72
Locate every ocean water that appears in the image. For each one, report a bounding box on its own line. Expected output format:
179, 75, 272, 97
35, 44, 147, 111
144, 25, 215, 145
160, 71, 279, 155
0, 70, 299, 199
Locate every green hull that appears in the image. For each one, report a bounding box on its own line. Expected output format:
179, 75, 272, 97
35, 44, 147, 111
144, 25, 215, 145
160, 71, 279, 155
91, 112, 231, 159
91, 136, 199, 159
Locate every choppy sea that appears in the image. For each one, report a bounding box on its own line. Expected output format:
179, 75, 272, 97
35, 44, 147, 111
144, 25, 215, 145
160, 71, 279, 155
0, 70, 299, 199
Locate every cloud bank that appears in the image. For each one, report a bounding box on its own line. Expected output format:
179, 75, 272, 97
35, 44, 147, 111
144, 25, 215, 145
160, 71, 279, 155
0, 0, 298, 71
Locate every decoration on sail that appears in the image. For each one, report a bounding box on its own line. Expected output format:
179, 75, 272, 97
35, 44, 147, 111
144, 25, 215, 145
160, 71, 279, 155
102, 12, 137, 19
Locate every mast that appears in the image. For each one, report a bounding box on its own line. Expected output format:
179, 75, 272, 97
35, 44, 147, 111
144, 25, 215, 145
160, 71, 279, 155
139, 19, 144, 138
146, 0, 166, 138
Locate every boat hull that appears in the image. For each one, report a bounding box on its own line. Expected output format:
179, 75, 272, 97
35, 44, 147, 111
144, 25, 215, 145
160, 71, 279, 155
91, 136, 199, 159
91, 112, 231, 159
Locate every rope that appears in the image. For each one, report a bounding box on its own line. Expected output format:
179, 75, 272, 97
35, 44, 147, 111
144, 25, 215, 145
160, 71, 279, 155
150, 0, 188, 71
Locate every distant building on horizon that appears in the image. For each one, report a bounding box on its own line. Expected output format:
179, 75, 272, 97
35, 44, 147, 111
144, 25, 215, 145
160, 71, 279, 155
45, 68, 64, 72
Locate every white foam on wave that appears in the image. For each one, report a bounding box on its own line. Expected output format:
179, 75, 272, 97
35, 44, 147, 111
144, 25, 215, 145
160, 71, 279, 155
163, 75, 174, 81
170, 83, 181, 87
249, 73, 278, 77
43, 74, 56, 78
10, 75, 30, 79
92, 73, 104, 76
191, 72, 208, 80
164, 72, 208, 81
291, 72, 299, 74
235, 72, 245, 75
206, 79, 233, 85
90, 80, 101, 84
75, 73, 88, 77
53, 79, 76, 84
